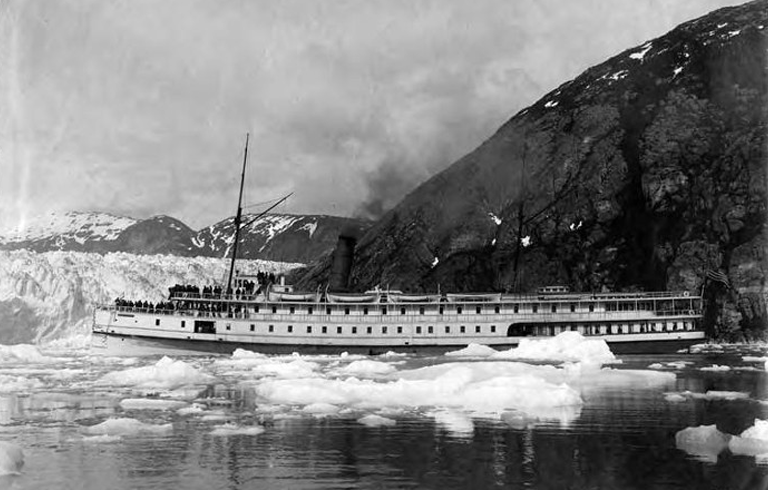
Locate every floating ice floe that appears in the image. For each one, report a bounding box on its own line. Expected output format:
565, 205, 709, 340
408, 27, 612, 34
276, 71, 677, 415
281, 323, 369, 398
250, 359, 320, 379
665, 390, 750, 401
495, 331, 616, 364
568, 366, 675, 391
742, 355, 768, 363
0, 374, 45, 392
210, 423, 265, 437
302, 402, 340, 416
177, 404, 206, 416
688, 343, 724, 354
675, 424, 730, 463
666, 361, 693, 369
0, 441, 23, 475
0, 344, 55, 364
200, 410, 230, 422
357, 414, 396, 427
256, 363, 583, 420
729, 419, 768, 457
335, 360, 397, 377
677, 419, 768, 463
445, 343, 498, 358
431, 410, 474, 435
82, 434, 121, 444
96, 356, 214, 390
700, 364, 731, 372
664, 393, 687, 403
84, 417, 172, 436
380, 351, 407, 358
119, 398, 188, 411
649, 361, 691, 370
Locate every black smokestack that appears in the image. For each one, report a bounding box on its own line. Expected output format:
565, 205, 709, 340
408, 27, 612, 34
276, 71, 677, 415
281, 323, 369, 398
329, 233, 357, 292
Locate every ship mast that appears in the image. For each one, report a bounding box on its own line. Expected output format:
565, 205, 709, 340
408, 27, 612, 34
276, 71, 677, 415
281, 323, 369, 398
226, 133, 249, 295
512, 139, 527, 292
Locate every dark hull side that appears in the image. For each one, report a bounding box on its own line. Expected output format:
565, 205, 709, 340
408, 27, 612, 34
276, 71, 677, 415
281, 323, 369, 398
91, 332, 703, 357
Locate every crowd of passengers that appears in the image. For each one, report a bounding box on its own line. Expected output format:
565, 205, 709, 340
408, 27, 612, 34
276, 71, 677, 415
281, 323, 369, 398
167, 272, 277, 300
113, 296, 248, 318
114, 271, 281, 314
114, 298, 176, 312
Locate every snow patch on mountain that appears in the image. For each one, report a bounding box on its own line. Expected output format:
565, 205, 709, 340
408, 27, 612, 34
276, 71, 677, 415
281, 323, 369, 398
0, 250, 302, 345
629, 41, 653, 61
299, 221, 318, 238
251, 215, 302, 241
1, 212, 136, 244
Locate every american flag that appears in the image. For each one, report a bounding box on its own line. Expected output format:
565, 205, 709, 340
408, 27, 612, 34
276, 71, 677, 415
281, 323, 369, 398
706, 270, 731, 288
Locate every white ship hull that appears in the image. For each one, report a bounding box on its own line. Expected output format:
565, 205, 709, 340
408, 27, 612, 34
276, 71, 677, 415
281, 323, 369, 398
92, 290, 706, 356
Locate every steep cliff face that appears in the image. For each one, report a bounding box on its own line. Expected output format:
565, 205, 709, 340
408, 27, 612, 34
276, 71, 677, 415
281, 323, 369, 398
299, 0, 768, 339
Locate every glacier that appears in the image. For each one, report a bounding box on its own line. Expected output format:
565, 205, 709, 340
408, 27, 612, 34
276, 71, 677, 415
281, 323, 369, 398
0, 250, 301, 345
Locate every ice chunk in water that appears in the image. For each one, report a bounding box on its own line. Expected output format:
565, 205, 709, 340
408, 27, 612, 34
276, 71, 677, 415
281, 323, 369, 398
0, 441, 23, 475
84, 417, 172, 436
445, 344, 497, 358
302, 403, 340, 416
675, 425, 730, 463
0, 374, 45, 392
336, 360, 396, 376
664, 393, 687, 403
210, 423, 265, 436
665, 390, 749, 401
496, 331, 616, 364
357, 414, 396, 427
82, 434, 121, 444
251, 359, 320, 379
700, 365, 731, 372
177, 404, 206, 416
96, 356, 213, 390
729, 419, 768, 457
431, 410, 474, 435
0, 344, 53, 364
119, 398, 188, 411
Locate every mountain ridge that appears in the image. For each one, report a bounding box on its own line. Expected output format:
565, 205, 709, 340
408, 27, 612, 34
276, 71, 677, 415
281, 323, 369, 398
0, 210, 371, 264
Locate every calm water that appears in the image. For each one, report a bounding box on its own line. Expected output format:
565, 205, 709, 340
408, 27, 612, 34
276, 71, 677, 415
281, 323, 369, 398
0, 344, 766, 490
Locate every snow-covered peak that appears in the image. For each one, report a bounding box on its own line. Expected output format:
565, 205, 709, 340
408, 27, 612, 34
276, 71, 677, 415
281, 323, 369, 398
0, 211, 136, 244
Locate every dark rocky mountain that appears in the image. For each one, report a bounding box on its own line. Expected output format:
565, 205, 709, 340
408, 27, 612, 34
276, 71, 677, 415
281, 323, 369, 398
195, 214, 371, 264
297, 0, 768, 340
0, 211, 371, 264
112, 215, 197, 256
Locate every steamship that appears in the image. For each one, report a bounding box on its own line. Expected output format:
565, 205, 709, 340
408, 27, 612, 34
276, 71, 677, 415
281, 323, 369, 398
90, 136, 706, 356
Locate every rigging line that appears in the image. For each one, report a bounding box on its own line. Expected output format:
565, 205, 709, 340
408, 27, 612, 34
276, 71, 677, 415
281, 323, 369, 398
242, 197, 287, 210
242, 193, 294, 228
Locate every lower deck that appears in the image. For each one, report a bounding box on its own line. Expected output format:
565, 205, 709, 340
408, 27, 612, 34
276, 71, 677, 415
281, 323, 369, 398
91, 330, 704, 357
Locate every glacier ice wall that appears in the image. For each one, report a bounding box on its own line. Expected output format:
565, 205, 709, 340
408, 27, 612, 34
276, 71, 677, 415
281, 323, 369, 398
0, 250, 301, 344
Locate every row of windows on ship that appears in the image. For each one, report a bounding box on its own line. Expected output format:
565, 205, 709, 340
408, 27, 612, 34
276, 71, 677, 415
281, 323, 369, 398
194, 301, 682, 316
166, 319, 695, 336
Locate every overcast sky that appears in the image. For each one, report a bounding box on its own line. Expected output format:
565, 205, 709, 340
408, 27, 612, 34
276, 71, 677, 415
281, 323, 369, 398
0, 0, 745, 231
